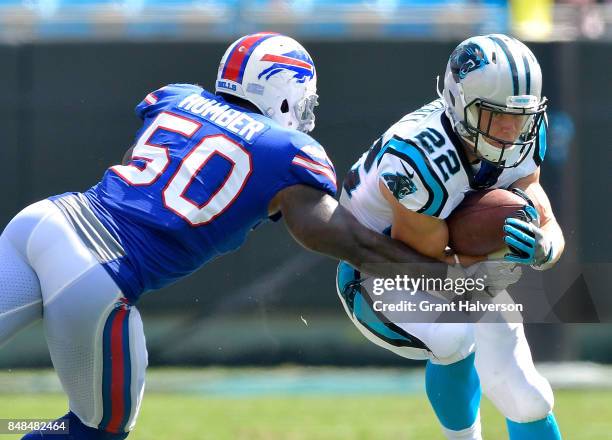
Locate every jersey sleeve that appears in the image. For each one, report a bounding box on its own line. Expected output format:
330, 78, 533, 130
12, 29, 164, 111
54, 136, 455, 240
376, 140, 448, 217
134, 83, 203, 120
286, 132, 337, 197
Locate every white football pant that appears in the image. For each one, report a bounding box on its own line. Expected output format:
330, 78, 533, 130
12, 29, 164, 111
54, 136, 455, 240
0, 200, 147, 433
336, 262, 554, 424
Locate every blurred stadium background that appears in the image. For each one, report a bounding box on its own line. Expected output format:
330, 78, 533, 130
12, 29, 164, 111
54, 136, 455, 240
0, 0, 611, 438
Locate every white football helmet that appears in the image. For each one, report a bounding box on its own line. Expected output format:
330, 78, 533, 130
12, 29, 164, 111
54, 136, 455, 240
442, 34, 547, 168
216, 32, 318, 133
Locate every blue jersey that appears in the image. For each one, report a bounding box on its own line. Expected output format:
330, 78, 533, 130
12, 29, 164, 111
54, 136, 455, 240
80, 84, 336, 301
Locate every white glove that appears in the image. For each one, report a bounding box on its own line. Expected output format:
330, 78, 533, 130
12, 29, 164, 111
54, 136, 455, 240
472, 261, 522, 297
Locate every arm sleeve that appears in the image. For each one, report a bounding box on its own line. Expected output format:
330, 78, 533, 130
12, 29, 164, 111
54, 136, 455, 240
287, 133, 337, 197
376, 146, 447, 217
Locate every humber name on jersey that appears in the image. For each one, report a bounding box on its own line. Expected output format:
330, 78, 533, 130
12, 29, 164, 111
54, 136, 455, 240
178, 93, 267, 143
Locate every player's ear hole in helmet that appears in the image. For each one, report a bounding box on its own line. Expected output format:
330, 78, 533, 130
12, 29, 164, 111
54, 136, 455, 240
215, 32, 318, 133
441, 34, 547, 168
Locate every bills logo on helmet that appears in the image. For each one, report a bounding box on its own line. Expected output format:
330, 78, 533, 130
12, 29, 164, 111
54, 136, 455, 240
258, 50, 314, 83
217, 80, 237, 91
450, 43, 489, 81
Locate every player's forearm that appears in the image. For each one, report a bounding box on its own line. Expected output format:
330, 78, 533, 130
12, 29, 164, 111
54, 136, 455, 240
527, 184, 565, 268
380, 179, 450, 261
538, 218, 565, 269
279, 185, 448, 278
345, 223, 448, 279
390, 223, 449, 262
321, 202, 447, 277
291, 207, 447, 278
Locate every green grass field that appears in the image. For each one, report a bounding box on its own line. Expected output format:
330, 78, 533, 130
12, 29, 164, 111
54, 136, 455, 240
0, 390, 610, 439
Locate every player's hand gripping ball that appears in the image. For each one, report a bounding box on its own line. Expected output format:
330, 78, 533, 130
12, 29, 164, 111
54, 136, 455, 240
502, 193, 553, 267
447, 188, 527, 256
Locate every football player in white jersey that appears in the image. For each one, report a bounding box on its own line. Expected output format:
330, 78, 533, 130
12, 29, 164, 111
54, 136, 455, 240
337, 34, 564, 439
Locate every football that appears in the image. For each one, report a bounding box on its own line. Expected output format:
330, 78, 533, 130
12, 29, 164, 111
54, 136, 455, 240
447, 188, 527, 256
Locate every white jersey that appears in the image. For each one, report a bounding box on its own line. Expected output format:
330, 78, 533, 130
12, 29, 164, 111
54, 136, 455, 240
340, 99, 547, 233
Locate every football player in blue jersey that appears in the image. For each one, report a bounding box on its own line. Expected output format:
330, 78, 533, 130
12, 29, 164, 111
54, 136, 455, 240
0, 32, 477, 440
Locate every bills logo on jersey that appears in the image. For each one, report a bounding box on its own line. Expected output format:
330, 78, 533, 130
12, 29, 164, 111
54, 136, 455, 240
382, 166, 417, 200
450, 43, 489, 81
258, 51, 314, 83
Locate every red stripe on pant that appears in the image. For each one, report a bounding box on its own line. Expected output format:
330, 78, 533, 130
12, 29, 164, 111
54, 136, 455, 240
106, 307, 128, 433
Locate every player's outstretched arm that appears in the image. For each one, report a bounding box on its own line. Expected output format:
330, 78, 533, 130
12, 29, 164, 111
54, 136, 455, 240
271, 184, 448, 279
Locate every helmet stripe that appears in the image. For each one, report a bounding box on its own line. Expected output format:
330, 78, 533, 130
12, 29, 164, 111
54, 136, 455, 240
260, 54, 313, 70
220, 35, 248, 80
221, 32, 278, 84
521, 54, 531, 95
488, 36, 519, 96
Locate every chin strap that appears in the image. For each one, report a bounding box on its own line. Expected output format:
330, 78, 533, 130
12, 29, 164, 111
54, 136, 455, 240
435, 75, 444, 99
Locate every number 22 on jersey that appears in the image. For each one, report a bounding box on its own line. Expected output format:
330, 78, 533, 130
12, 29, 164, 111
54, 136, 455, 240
111, 112, 252, 226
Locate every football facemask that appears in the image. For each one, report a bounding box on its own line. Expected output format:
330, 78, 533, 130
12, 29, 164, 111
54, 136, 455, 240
463, 96, 547, 168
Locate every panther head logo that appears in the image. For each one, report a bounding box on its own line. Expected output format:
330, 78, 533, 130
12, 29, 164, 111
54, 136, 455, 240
450, 42, 489, 81
383, 165, 417, 200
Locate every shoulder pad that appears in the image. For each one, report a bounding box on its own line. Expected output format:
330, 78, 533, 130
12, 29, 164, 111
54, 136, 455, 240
284, 131, 337, 196
377, 136, 449, 217
289, 131, 334, 170
135, 84, 203, 119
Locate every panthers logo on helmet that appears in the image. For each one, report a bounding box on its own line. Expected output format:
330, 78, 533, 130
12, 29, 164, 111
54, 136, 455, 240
382, 166, 417, 200
450, 43, 489, 81
258, 50, 314, 83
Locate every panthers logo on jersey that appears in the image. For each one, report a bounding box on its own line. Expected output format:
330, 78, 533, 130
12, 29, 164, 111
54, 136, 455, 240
382, 164, 417, 201
450, 42, 489, 81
